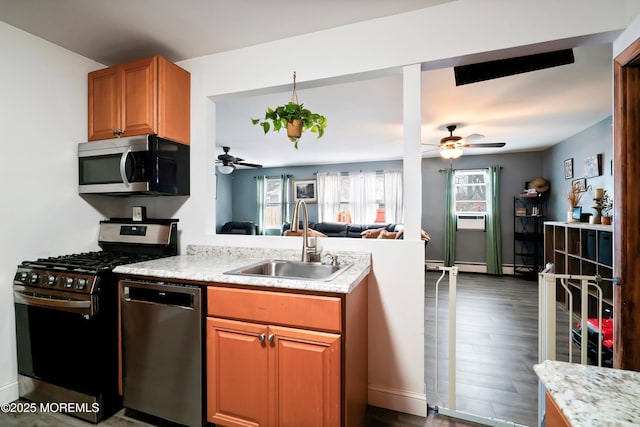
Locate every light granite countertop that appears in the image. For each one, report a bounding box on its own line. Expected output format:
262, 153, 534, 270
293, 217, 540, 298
534, 360, 640, 426
113, 245, 371, 294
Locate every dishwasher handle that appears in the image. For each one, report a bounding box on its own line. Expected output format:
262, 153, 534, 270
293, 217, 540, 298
122, 281, 200, 310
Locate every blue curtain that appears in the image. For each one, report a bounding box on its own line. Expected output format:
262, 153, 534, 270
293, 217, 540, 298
486, 166, 502, 274
444, 167, 456, 267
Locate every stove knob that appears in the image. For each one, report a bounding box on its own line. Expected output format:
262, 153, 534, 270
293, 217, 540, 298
63, 277, 74, 288
30, 273, 39, 284
76, 278, 87, 290
45, 275, 57, 286
14, 272, 28, 282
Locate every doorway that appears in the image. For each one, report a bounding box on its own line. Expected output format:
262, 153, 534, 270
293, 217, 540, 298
612, 32, 640, 371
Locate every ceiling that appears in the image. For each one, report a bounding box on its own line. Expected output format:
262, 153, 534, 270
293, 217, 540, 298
0, 0, 617, 168
216, 43, 613, 167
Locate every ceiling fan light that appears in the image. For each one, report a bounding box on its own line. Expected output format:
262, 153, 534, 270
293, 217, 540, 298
440, 147, 464, 159
218, 164, 234, 174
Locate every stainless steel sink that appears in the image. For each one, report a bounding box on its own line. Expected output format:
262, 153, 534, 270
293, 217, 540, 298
225, 259, 351, 281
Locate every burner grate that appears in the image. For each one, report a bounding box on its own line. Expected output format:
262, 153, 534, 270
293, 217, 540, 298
23, 251, 168, 273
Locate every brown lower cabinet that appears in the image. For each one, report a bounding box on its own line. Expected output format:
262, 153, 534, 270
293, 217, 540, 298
206, 279, 368, 427
545, 391, 570, 427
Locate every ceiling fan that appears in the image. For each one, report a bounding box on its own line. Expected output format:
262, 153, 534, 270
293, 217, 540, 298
424, 125, 506, 159
216, 146, 263, 174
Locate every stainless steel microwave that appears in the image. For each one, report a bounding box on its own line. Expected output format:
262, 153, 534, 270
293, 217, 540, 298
78, 135, 190, 195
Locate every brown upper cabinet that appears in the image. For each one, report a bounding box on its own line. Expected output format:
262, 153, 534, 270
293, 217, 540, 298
88, 56, 190, 145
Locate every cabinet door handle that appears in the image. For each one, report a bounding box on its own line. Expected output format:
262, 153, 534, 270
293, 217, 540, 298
113, 129, 123, 136
267, 333, 275, 343
258, 333, 266, 343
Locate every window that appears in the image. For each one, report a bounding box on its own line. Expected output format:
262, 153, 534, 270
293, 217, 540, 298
454, 169, 487, 213
336, 172, 386, 223
454, 169, 487, 229
338, 174, 350, 218
264, 177, 283, 230
374, 173, 385, 222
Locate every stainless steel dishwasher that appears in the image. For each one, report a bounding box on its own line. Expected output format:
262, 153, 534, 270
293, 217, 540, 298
120, 279, 204, 427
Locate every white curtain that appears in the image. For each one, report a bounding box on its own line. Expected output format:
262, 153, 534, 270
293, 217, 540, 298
384, 170, 404, 223
316, 172, 341, 222
349, 171, 377, 223
255, 175, 265, 235
280, 174, 290, 225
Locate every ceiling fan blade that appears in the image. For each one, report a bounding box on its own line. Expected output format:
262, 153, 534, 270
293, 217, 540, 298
463, 142, 506, 148
421, 147, 441, 154
236, 161, 263, 168
465, 133, 485, 141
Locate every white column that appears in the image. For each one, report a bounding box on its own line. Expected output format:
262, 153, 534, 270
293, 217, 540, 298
403, 64, 422, 241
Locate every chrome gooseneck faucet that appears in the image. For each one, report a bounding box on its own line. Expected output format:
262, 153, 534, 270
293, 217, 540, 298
290, 200, 317, 262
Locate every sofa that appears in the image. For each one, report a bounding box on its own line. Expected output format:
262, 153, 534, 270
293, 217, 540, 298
219, 221, 258, 235
282, 221, 404, 238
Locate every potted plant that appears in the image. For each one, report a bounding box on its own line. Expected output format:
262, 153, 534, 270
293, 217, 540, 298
566, 183, 583, 222
601, 190, 613, 225
251, 72, 327, 149
251, 101, 326, 149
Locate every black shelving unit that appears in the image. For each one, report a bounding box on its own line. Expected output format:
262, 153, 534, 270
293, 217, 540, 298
513, 195, 546, 278
543, 221, 613, 316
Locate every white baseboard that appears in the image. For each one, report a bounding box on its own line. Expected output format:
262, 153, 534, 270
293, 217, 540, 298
425, 261, 514, 275
368, 384, 427, 417
0, 380, 19, 405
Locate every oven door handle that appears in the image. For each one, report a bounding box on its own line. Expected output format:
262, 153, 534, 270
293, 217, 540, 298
14, 290, 92, 310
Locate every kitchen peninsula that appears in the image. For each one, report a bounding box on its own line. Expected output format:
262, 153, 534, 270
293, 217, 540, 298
115, 245, 370, 293
114, 245, 370, 427
535, 360, 640, 426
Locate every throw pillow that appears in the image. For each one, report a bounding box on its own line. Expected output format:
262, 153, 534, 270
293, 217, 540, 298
361, 228, 385, 238
377, 230, 397, 239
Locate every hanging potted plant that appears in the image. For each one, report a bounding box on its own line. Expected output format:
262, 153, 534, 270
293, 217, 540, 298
251, 72, 327, 149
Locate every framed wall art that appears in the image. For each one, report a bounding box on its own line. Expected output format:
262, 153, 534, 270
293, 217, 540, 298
564, 158, 574, 179
572, 178, 587, 192
292, 179, 317, 203
584, 154, 602, 178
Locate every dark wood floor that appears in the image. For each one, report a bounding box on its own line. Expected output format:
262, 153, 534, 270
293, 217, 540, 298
423, 271, 585, 427
0, 403, 480, 427
364, 406, 482, 427
1, 271, 552, 427
424, 271, 540, 427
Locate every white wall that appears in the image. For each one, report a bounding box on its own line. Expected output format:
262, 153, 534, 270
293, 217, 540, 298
172, 0, 638, 416
615, 4, 640, 56
0, 22, 105, 403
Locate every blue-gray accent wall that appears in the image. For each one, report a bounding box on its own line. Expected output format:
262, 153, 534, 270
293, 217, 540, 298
216, 172, 233, 227
543, 116, 613, 221
421, 151, 544, 264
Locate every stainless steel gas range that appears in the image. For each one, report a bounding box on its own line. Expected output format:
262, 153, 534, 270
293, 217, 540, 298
13, 218, 179, 423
